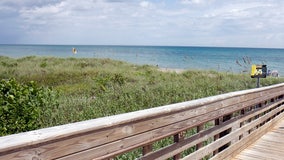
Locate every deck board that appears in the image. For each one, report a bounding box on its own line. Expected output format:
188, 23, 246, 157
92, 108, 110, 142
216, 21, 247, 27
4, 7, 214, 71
233, 118, 284, 160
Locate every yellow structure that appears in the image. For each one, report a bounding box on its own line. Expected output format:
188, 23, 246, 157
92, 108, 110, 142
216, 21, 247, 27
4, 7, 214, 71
251, 64, 267, 78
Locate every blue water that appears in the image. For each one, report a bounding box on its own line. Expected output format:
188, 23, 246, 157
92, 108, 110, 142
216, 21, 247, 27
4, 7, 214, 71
0, 44, 283, 76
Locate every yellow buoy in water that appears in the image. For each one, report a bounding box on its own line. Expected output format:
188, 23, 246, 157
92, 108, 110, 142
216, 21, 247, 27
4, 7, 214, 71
72, 48, 77, 54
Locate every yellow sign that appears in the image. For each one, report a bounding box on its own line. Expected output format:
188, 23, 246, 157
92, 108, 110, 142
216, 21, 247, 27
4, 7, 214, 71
251, 64, 267, 78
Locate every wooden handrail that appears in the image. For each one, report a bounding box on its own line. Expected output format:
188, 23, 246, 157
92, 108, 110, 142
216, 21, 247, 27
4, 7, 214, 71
1, 83, 284, 160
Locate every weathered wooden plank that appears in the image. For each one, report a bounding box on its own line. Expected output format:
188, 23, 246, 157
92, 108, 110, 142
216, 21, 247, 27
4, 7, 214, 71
57, 108, 228, 159
231, 109, 284, 160
183, 105, 284, 160
212, 107, 284, 160
1, 97, 282, 159
232, 117, 284, 160
238, 146, 284, 160
141, 100, 284, 160
1, 100, 282, 160
0, 101, 237, 158
236, 152, 264, 160
141, 118, 236, 160
65, 100, 284, 159
0, 83, 283, 160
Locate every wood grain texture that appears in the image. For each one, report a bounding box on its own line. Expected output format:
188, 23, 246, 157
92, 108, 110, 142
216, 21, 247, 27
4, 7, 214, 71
211, 105, 284, 160
0, 83, 283, 160
232, 117, 284, 160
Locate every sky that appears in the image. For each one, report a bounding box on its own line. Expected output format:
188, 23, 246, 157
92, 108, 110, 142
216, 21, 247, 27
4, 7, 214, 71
0, 0, 284, 48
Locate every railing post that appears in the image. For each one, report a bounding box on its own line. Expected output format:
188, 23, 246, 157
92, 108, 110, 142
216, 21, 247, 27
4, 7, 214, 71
142, 144, 153, 156
213, 118, 221, 155
1, 83, 284, 160
214, 114, 233, 155
196, 124, 204, 150
173, 131, 185, 159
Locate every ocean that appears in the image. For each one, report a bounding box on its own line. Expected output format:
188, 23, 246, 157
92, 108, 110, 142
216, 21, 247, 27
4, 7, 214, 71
0, 44, 283, 76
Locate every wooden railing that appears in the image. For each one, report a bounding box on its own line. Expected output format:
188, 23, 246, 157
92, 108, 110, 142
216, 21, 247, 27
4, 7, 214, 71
1, 83, 284, 160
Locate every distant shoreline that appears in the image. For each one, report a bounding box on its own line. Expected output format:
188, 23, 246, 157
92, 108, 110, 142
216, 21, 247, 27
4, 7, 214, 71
1, 44, 284, 76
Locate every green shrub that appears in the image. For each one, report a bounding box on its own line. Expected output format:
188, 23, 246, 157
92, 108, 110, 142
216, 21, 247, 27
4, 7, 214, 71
0, 78, 58, 136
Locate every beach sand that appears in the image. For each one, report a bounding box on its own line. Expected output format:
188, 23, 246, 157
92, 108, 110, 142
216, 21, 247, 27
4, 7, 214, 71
158, 68, 186, 74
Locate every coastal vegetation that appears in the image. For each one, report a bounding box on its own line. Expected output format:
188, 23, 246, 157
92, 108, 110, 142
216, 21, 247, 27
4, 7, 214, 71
1, 55, 284, 159
1, 55, 284, 135
0, 78, 58, 136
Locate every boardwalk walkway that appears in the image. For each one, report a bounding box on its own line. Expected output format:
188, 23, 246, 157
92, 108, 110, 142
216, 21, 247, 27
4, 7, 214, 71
233, 118, 284, 160
1, 83, 283, 160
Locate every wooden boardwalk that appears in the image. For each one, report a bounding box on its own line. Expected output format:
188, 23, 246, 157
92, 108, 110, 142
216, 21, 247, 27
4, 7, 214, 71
1, 83, 284, 160
233, 118, 284, 160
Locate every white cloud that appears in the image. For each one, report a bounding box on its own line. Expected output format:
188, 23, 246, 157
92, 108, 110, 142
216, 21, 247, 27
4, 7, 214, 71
20, 2, 66, 18
180, 0, 205, 5
0, 0, 283, 48
204, 2, 275, 19
139, 1, 151, 8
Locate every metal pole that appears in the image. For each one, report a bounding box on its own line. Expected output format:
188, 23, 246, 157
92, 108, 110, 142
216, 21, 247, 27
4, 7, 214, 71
256, 77, 260, 88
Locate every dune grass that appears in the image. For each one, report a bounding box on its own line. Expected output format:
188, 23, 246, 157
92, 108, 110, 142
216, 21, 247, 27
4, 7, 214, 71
1, 55, 284, 128
1, 55, 284, 159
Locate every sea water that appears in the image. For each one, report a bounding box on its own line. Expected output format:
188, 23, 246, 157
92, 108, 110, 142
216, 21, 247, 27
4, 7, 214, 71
0, 44, 283, 76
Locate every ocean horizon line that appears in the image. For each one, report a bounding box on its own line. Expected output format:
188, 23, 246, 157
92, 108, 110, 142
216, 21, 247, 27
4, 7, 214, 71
1, 43, 283, 50
1, 44, 283, 76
